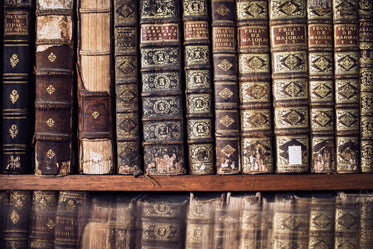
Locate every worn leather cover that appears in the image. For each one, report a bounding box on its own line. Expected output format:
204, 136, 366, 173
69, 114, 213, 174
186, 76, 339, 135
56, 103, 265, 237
333, 0, 360, 173
212, 0, 241, 174
34, 0, 74, 176
140, 0, 186, 175
2, 0, 33, 174
270, 0, 310, 173
0, 191, 9, 248
237, 0, 274, 174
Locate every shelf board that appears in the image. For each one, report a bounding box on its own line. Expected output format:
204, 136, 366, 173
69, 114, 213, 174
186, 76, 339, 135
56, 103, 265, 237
0, 174, 372, 191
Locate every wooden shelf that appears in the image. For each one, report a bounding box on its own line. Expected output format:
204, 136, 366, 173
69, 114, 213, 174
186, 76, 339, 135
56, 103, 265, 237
0, 174, 372, 192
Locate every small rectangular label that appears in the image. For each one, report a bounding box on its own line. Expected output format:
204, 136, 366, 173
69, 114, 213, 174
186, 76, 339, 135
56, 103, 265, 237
5, 11, 28, 36
289, 146, 302, 165
184, 21, 209, 40
141, 24, 179, 43
334, 24, 358, 47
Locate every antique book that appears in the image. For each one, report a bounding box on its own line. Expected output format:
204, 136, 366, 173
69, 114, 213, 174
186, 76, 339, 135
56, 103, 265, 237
3, 191, 32, 249
358, 0, 373, 173
211, 0, 241, 174
269, 0, 310, 173
0, 191, 9, 249
183, 0, 214, 175
185, 193, 225, 249
359, 193, 373, 249
77, 0, 114, 174
114, 0, 141, 175
140, 0, 186, 175
29, 191, 58, 249
236, 0, 274, 174
333, 0, 360, 173
2, 0, 33, 174
308, 0, 336, 173
34, 0, 74, 176
334, 192, 360, 249
54, 191, 90, 249
261, 193, 276, 249
136, 194, 188, 249
308, 193, 336, 249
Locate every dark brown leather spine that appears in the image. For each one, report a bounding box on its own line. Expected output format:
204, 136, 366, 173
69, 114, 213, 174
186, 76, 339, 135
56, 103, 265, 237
2, 0, 33, 174
270, 0, 310, 173
34, 0, 74, 176
237, 0, 274, 174
0, 191, 9, 249
333, 0, 360, 173
212, 0, 241, 174
140, 0, 186, 175
114, 0, 141, 175
308, 0, 336, 173
358, 0, 373, 173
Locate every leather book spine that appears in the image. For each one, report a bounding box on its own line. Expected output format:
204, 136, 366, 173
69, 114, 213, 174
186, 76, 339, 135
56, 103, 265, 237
29, 191, 58, 249
236, 0, 274, 174
359, 194, 373, 249
114, 0, 141, 175
308, 0, 336, 173
308, 193, 336, 249
183, 0, 214, 175
0, 191, 9, 249
2, 0, 33, 174
211, 0, 241, 174
4, 191, 32, 249
77, 0, 114, 174
140, 0, 186, 175
136, 195, 188, 249
358, 1, 373, 173
34, 0, 74, 176
333, 0, 360, 173
270, 0, 310, 173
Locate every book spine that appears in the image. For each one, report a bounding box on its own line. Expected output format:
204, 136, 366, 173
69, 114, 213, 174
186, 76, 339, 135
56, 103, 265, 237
77, 0, 114, 174
359, 194, 373, 249
0, 191, 9, 249
183, 0, 215, 175
211, 0, 241, 174
236, 0, 274, 174
114, 0, 141, 175
358, 0, 373, 173
29, 191, 58, 249
140, 0, 186, 175
4, 191, 32, 249
270, 0, 310, 173
333, 0, 360, 173
2, 0, 33, 174
34, 0, 74, 176
308, 0, 336, 173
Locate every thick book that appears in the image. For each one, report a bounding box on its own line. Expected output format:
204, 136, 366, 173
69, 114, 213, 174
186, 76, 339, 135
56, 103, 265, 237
29, 191, 58, 249
136, 194, 188, 249
358, 0, 373, 173
269, 0, 310, 173
77, 0, 114, 174
236, 0, 274, 174
359, 193, 373, 249
211, 0, 241, 174
34, 0, 74, 176
333, 0, 360, 173
3, 191, 32, 249
2, 0, 33, 174
114, 0, 141, 175
308, 0, 336, 173
183, 0, 214, 175
140, 0, 186, 175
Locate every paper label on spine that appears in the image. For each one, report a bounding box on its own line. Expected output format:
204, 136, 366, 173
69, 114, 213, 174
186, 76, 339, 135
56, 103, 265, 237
289, 146, 302, 165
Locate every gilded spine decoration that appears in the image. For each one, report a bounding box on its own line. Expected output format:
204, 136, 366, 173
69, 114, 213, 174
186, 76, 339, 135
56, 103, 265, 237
333, 0, 360, 173
34, 0, 74, 176
358, 0, 373, 173
2, 0, 33, 174
237, 0, 274, 174
78, 0, 114, 174
308, 0, 335, 173
140, 0, 186, 175
269, 0, 310, 173
212, 0, 241, 174
183, 0, 214, 175
114, 0, 141, 175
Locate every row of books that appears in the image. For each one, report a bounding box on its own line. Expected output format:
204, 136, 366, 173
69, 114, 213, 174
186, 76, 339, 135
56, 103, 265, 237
1, 0, 373, 176
0, 191, 372, 249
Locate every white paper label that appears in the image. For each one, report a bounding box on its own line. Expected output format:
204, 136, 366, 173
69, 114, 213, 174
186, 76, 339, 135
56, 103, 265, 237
288, 146, 302, 165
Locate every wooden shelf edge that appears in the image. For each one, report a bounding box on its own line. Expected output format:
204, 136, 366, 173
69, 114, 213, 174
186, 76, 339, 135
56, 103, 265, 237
0, 174, 372, 191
